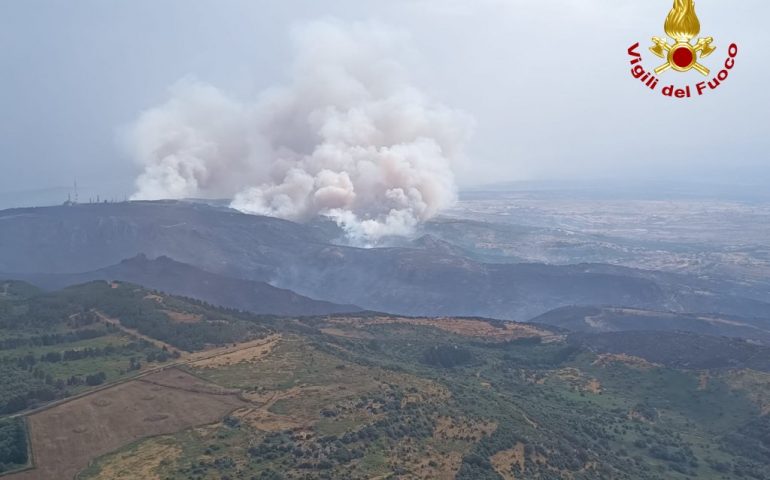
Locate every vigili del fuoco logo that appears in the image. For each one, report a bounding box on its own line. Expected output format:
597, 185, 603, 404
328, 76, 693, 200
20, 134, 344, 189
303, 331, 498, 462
628, 0, 738, 98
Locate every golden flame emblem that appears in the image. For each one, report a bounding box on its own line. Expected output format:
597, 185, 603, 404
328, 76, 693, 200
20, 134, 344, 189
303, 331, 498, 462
650, 0, 716, 75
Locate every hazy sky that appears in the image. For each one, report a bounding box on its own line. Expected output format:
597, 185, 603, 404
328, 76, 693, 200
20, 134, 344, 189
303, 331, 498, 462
1, 0, 768, 207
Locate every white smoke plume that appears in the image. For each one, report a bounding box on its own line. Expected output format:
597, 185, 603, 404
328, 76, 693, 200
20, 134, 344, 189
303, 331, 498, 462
129, 19, 472, 242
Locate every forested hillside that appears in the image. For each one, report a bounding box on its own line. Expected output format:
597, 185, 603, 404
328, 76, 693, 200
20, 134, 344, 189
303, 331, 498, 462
0, 280, 274, 417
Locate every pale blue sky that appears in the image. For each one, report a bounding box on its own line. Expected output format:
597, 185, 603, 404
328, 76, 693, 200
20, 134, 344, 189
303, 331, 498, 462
1, 0, 768, 208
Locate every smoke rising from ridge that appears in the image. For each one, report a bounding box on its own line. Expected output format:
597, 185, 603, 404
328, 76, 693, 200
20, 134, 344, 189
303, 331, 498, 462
129, 19, 472, 242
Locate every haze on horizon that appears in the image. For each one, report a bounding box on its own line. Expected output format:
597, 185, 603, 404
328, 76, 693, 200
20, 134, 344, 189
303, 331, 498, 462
1, 0, 768, 211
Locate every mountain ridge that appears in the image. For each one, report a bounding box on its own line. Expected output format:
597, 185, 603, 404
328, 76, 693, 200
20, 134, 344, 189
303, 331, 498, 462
2, 201, 769, 321
1, 254, 361, 317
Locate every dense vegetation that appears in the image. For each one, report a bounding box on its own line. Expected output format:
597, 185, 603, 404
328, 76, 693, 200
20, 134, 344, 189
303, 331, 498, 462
0, 281, 41, 301
723, 416, 770, 470
570, 331, 770, 371
0, 328, 105, 351
0, 418, 28, 473
0, 281, 272, 415
59, 282, 272, 351
422, 344, 473, 368
0, 364, 57, 414
0, 280, 273, 349
0, 335, 178, 415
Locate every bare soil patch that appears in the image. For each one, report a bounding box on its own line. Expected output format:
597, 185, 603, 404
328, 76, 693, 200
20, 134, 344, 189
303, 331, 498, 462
544, 367, 602, 394
236, 407, 306, 432
387, 438, 464, 480
236, 385, 347, 432
491, 442, 526, 480
138, 369, 240, 396
190, 334, 281, 368
593, 353, 659, 370
433, 416, 497, 442
586, 378, 602, 394
84, 437, 182, 480
698, 372, 710, 391
163, 310, 202, 324
721, 369, 770, 415
4, 369, 244, 480
320, 327, 374, 339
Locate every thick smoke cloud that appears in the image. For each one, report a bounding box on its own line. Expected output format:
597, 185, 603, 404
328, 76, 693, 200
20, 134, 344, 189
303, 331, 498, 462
130, 19, 472, 242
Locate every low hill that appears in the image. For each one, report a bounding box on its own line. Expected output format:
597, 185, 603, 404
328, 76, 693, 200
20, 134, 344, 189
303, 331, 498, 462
569, 330, 770, 371
532, 306, 770, 344
0, 281, 41, 301
0, 281, 274, 353
8, 255, 361, 317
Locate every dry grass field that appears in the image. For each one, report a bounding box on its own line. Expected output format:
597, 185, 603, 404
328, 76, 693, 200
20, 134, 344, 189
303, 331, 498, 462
491, 442, 526, 480
720, 369, 770, 415
190, 334, 281, 368
326, 315, 553, 340
5, 369, 244, 480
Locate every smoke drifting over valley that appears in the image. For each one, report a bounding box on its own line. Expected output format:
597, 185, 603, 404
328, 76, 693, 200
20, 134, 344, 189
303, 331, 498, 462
129, 20, 472, 241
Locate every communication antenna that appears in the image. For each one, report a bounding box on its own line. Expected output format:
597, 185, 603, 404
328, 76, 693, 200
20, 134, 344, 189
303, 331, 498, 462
74, 180, 79, 204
